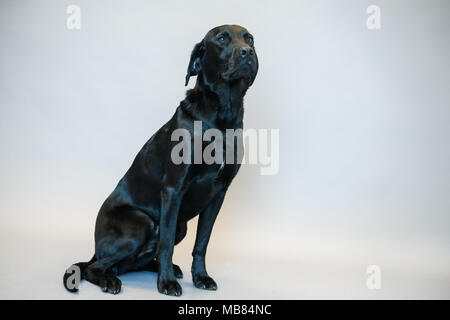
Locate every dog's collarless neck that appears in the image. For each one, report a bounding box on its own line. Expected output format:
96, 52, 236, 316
183, 81, 245, 129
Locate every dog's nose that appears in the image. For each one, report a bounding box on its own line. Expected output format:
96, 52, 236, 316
239, 48, 254, 58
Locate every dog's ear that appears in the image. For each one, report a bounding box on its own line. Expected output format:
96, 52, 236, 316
185, 41, 204, 86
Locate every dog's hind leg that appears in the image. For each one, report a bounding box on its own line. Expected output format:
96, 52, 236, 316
85, 236, 144, 294
84, 256, 124, 294
86, 205, 158, 294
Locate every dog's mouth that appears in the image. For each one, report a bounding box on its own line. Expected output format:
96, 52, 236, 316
222, 60, 257, 82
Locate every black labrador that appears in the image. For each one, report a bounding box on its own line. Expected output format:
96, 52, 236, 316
63, 24, 258, 296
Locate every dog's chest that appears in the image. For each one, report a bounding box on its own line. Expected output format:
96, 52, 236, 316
178, 163, 238, 220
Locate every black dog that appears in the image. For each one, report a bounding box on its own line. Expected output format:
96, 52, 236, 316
63, 24, 258, 296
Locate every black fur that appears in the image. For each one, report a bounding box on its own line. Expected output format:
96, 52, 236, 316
63, 24, 258, 296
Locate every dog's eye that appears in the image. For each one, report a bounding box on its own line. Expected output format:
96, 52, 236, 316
247, 36, 254, 44
218, 36, 226, 43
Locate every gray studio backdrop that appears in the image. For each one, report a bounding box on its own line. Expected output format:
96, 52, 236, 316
0, 0, 449, 299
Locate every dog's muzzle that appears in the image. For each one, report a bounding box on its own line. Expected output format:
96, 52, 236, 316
222, 47, 257, 81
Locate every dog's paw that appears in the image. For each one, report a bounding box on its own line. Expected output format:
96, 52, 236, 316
173, 264, 183, 279
99, 275, 122, 294
193, 274, 217, 290
158, 279, 182, 296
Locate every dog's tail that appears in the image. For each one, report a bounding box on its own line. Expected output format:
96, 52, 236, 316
63, 255, 96, 292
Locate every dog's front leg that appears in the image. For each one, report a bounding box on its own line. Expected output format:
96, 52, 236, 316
157, 185, 184, 296
191, 189, 227, 290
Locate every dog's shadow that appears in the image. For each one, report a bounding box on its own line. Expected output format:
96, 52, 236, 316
117, 270, 197, 292
117, 271, 158, 291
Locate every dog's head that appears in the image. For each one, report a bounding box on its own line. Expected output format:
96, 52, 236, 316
185, 25, 258, 88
